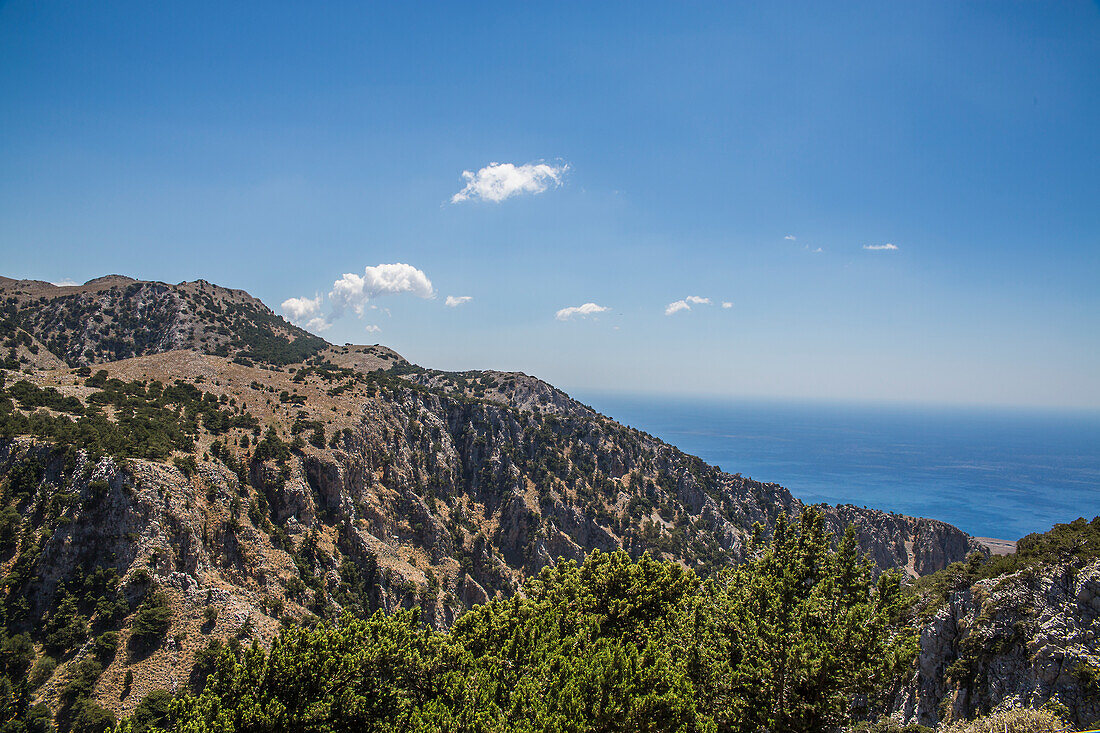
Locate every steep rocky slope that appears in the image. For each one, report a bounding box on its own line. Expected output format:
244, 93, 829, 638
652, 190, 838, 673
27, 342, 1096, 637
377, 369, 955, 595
888, 518, 1100, 730
0, 274, 984, 721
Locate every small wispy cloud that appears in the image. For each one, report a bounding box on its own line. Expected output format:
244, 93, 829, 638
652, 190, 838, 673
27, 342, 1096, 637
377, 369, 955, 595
556, 302, 608, 321
364, 325, 381, 334
863, 243, 899, 251
665, 301, 691, 316
445, 295, 472, 307
452, 161, 568, 203
722, 301, 733, 309
51, 278, 79, 287
665, 295, 711, 315
784, 235, 796, 241
810, 247, 823, 253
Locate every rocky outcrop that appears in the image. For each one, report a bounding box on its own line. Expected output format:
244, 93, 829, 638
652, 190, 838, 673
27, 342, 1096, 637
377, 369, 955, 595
820, 504, 986, 577
893, 559, 1100, 730
0, 276, 324, 366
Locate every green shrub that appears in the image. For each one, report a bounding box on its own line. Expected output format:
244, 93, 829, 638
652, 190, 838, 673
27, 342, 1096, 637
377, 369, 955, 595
61, 658, 103, 703
92, 631, 118, 663
252, 427, 289, 463
43, 595, 89, 654
0, 506, 23, 551
0, 632, 35, 678
188, 638, 225, 692
129, 592, 172, 650
131, 689, 173, 732
70, 700, 116, 733
24, 702, 54, 733
28, 655, 57, 688
915, 516, 1100, 613
173, 455, 197, 478
160, 512, 914, 733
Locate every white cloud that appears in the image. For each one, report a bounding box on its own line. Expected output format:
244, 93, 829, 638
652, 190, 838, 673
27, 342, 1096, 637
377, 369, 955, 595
556, 302, 608, 321
665, 295, 711, 315
722, 301, 733, 309
445, 295, 472, 307
282, 295, 332, 332
664, 300, 691, 316
784, 235, 796, 241
451, 161, 568, 203
330, 263, 434, 316
282, 263, 433, 333
811, 247, 823, 253
863, 243, 899, 251
281, 294, 323, 322
51, 278, 78, 287
364, 324, 381, 334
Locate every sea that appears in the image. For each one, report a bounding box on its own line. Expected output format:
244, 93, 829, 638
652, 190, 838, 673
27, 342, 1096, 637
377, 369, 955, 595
576, 392, 1100, 541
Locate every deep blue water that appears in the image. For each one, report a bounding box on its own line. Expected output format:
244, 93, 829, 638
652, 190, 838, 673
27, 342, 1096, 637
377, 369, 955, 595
575, 393, 1100, 541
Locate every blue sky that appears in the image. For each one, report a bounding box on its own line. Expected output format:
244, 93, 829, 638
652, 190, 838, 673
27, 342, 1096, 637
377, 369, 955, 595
1, 1, 1097, 408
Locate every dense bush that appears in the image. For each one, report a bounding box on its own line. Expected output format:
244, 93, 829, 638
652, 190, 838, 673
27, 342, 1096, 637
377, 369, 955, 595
92, 631, 118, 664
129, 592, 172, 651
28, 655, 56, 688
69, 700, 116, 733
0, 376, 258, 461
130, 689, 173, 732
61, 658, 103, 704
0, 506, 22, 551
7, 381, 84, 415
42, 595, 88, 655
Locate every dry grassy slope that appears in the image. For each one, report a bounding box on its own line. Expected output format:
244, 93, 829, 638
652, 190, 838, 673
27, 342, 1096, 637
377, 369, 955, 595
0, 274, 986, 719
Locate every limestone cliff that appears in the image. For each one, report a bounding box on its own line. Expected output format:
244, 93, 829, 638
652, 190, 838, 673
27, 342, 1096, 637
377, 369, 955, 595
892, 558, 1100, 730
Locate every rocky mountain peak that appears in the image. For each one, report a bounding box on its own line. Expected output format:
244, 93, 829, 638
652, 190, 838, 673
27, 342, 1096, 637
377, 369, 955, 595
0, 275, 327, 367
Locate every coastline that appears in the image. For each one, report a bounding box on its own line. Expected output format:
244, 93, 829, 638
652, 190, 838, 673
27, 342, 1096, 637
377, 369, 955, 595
975, 537, 1017, 556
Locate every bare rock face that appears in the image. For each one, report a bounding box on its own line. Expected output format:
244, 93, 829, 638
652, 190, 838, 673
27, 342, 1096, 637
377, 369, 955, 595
893, 559, 1100, 730
819, 504, 987, 577
0, 439, 293, 717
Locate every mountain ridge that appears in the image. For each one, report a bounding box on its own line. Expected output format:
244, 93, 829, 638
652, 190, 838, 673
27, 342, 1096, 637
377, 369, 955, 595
0, 274, 984, 720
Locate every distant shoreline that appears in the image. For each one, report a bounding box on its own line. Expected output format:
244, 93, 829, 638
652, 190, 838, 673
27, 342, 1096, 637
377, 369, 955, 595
975, 537, 1017, 556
